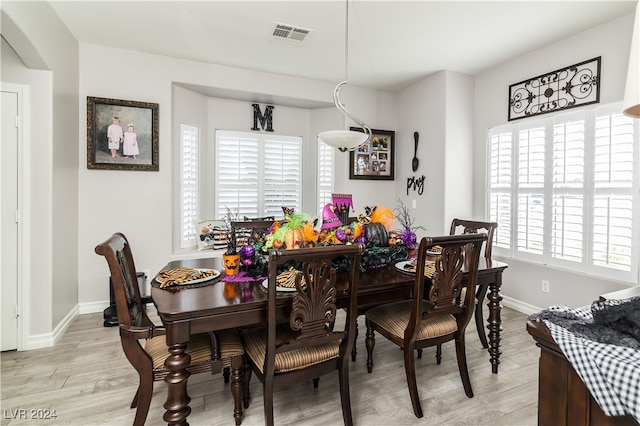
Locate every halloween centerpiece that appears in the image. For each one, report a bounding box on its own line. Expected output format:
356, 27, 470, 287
231, 200, 423, 276
221, 208, 241, 275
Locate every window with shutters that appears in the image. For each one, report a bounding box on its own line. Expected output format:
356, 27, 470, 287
214, 130, 302, 220
317, 139, 334, 213
180, 124, 199, 248
487, 102, 638, 282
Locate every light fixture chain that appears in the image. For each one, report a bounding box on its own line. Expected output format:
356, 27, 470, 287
317, 0, 372, 152
344, 0, 349, 83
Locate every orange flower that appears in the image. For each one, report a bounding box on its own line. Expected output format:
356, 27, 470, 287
302, 223, 318, 245
370, 206, 395, 230
351, 222, 364, 238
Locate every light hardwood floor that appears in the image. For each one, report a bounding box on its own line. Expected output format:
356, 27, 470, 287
1, 305, 539, 425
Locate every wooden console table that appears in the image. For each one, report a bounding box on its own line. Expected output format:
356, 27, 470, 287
526, 319, 637, 426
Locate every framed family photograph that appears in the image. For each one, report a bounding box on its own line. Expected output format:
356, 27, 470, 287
86, 96, 159, 171
349, 128, 395, 180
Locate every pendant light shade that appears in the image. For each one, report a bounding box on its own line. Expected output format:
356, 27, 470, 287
623, 2, 640, 118
318, 0, 371, 152
317, 129, 370, 151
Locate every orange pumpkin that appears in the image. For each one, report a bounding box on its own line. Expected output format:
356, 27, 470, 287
285, 228, 305, 249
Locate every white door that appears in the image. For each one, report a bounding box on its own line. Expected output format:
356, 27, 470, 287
1, 88, 20, 351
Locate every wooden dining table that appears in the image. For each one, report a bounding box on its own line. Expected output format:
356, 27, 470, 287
152, 255, 508, 425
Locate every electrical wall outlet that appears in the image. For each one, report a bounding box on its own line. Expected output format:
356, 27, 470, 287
541, 280, 550, 293
140, 269, 151, 297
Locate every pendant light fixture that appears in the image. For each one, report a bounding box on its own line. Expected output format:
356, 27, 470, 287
623, 1, 639, 118
318, 0, 372, 152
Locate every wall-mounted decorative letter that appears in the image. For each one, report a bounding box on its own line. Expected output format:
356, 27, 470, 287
508, 57, 600, 121
251, 103, 274, 132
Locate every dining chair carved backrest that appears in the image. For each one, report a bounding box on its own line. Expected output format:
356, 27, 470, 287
232, 219, 275, 245
449, 218, 498, 348
241, 244, 365, 426
95, 232, 245, 426
449, 218, 497, 258
364, 233, 486, 418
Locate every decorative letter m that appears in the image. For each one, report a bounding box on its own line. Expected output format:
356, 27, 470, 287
252, 104, 274, 132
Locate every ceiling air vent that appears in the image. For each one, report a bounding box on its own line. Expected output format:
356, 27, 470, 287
271, 23, 311, 43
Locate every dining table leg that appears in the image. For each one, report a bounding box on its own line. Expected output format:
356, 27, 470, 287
163, 339, 192, 425
486, 273, 503, 374
230, 362, 243, 425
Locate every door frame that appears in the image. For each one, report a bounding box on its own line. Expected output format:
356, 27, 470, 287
1, 82, 30, 351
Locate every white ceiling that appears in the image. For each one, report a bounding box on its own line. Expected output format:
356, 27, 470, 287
49, 0, 637, 92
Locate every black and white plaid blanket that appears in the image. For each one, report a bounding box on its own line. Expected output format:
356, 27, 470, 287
530, 302, 640, 422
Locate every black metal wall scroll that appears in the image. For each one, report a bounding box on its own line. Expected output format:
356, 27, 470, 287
508, 57, 600, 121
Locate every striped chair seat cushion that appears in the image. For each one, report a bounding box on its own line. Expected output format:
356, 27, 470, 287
146, 329, 244, 370
365, 301, 457, 341
216, 329, 246, 358
243, 325, 340, 374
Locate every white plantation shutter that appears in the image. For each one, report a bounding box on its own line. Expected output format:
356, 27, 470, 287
263, 135, 302, 217
592, 111, 635, 272
489, 130, 513, 249
180, 124, 199, 248
551, 118, 585, 263
517, 126, 545, 255
317, 139, 334, 214
216, 132, 260, 218
487, 102, 638, 283
215, 130, 302, 220
551, 195, 583, 262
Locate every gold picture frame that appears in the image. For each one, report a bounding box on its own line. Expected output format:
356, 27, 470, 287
87, 96, 159, 171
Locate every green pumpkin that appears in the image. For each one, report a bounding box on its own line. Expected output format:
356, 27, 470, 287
366, 223, 389, 247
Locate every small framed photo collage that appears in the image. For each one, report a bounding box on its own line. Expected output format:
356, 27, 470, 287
349, 128, 395, 181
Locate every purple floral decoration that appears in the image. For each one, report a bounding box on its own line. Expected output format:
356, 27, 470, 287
399, 227, 417, 249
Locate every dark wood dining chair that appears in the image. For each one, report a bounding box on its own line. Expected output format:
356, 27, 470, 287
364, 233, 486, 418
449, 218, 497, 348
241, 244, 364, 426
232, 219, 275, 245
95, 232, 246, 426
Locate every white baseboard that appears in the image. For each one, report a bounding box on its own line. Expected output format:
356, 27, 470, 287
501, 295, 542, 316
26, 304, 79, 350
79, 300, 110, 315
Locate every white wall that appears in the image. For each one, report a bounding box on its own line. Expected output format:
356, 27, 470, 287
395, 70, 475, 237
396, 72, 446, 236
473, 13, 637, 311
444, 71, 475, 231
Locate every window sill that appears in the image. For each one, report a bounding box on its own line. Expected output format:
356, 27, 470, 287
492, 253, 638, 286
171, 246, 226, 261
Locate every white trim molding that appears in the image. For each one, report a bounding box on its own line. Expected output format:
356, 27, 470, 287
25, 304, 78, 350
